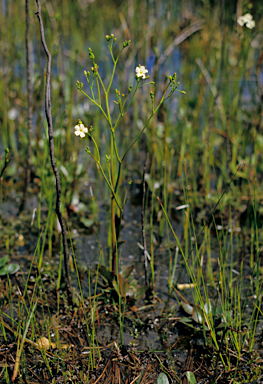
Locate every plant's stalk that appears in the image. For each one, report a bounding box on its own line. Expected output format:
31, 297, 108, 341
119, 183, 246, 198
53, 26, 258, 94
110, 134, 117, 274
141, 153, 149, 297
79, 89, 109, 121
114, 162, 122, 194
121, 81, 172, 162
19, 0, 33, 214
35, 0, 73, 307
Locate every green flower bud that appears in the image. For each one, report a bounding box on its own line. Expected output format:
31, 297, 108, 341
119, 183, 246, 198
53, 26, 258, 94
89, 48, 95, 60
123, 40, 131, 48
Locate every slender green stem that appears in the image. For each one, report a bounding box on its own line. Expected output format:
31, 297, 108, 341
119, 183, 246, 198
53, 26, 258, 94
114, 162, 122, 194
121, 112, 154, 162
121, 81, 172, 162
112, 131, 121, 163
96, 76, 101, 106
79, 89, 108, 122
87, 135, 122, 210
89, 134, 100, 163
97, 161, 121, 210
107, 60, 117, 93
106, 47, 125, 93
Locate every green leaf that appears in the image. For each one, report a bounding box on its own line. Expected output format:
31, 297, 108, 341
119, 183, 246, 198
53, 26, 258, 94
98, 265, 114, 283
134, 285, 148, 300
113, 274, 129, 297
192, 305, 203, 324
204, 299, 215, 316
120, 265, 134, 279
185, 371, 197, 384
180, 317, 192, 323
179, 319, 196, 329
157, 372, 169, 384
181, 301, 193, 315
112, 280, 120, 295
0, 263, 20, 276
80, 217, 94, 228
0, 256, 9, 268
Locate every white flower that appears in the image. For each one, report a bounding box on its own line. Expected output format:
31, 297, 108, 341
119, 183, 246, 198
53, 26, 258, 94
8, 107, 18, 120
237, 13, 255, 29
246, 19, 255, 29
243, 13, 253, 22
135, 65, 148, 79
74, 123, 88, 138
237, 16, 245, 26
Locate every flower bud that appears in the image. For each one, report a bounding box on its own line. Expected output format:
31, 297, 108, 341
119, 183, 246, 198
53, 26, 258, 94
89, 48, 95, 60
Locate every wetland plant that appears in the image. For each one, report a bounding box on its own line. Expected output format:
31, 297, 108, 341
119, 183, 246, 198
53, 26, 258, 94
75, 34, 184, 280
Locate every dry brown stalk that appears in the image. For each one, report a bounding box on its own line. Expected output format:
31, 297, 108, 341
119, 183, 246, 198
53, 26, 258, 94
35, 0, 73, 306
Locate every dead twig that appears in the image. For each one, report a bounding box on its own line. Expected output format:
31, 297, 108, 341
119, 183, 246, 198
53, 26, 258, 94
19, 0, 33, 214
35, 0, 73, 306
141, 153, 150, 298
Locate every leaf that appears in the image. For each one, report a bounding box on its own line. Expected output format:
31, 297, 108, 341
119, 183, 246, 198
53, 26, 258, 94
120, 265, 134, 279
0, 263, 20, 276
112, 280, 120, 295
98, 265, 114, 283
80, 217, 94, 228
157, 372, 169, 384
134, 285, 148, 300
180, 317, 192, 323
181, 301, 193, 315
179, 319, 196, 329
0, 256, 9, 268
117, 274, 129, 297
192, 305, 203, 324
204, 299, 215, 316
185, 371, 197, 384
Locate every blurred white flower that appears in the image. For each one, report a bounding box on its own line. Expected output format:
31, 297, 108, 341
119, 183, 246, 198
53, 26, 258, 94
237, 16, 245, 26
135, 65, 148, 79
237, 13, 255, 29
8, 107, 18, 120
74, 123, 88, 138
246, 19, 255, 29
